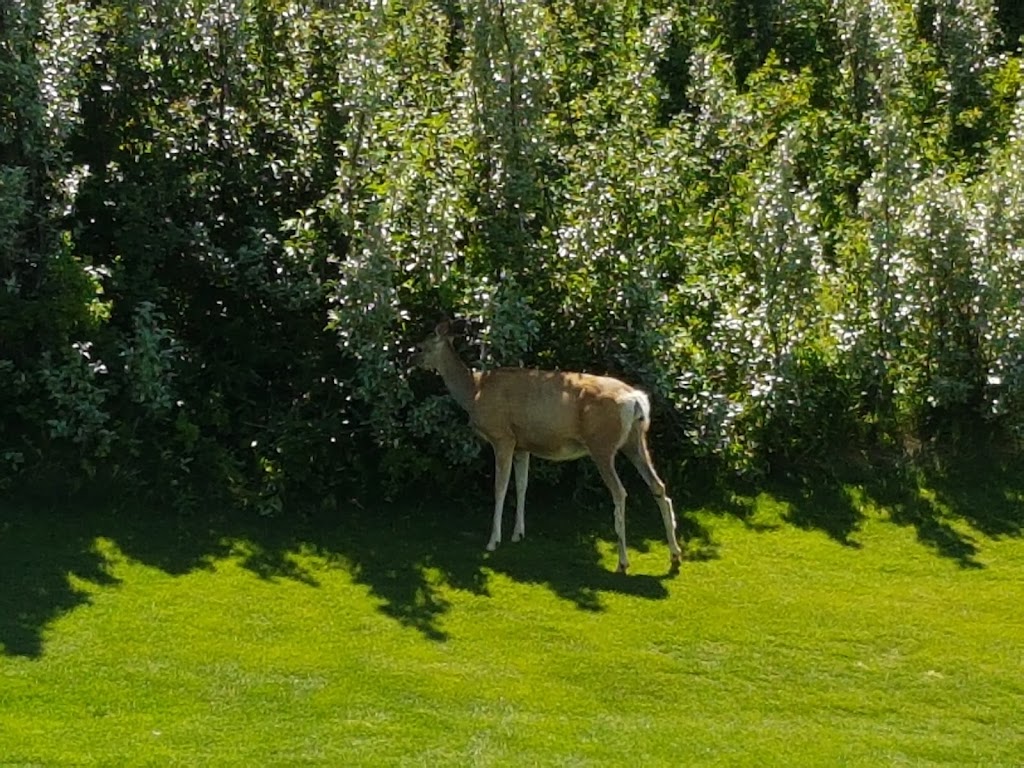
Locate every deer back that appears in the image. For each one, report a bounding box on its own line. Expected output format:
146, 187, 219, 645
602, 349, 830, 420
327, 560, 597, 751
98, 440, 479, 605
470, 368, 642, 461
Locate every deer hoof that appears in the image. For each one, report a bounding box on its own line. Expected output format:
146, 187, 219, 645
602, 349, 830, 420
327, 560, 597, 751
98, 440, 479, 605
616, 563, 629, 574
486, 541, 498, 552
512, 532, 524, 543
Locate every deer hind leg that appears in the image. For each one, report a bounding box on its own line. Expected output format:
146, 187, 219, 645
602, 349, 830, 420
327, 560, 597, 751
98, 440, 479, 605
488, 441, 516, 552
624, 426, 683, 565
592, 449, 630, 573
512, 451, 529, 542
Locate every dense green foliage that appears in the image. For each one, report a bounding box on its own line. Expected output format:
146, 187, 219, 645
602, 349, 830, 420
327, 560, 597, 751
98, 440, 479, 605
3, 0, 1024, 503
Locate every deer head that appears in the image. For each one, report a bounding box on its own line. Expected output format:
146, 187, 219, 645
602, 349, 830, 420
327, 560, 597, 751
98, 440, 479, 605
412, 321, 454, 372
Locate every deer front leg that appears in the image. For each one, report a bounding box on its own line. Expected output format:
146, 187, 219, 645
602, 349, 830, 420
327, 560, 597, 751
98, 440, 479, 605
488, 442, 515, 552
512, 451, 529, 542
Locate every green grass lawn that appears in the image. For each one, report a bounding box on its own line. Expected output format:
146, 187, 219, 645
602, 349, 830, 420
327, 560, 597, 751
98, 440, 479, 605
2, 461, 1023, 766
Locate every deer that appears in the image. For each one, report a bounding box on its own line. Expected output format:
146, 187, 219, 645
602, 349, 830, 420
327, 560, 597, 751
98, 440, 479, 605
413, 320, 683, 574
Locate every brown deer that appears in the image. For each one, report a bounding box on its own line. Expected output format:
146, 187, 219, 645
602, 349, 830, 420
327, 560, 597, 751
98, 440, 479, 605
414, 321, 682, 573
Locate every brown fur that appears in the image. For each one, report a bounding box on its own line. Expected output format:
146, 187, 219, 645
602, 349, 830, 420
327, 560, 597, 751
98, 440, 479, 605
471, 369, 635, 460
414, 321, 682, 572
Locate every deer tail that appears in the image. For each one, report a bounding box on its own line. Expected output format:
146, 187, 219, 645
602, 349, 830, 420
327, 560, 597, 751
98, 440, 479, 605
629, 390, 651, 423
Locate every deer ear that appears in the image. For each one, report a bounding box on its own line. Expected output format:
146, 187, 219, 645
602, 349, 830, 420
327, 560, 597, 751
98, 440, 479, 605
434, 320, 451, 338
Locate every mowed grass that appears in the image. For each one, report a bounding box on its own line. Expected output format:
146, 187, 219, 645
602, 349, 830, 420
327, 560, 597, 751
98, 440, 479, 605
2, 464, 1024, 766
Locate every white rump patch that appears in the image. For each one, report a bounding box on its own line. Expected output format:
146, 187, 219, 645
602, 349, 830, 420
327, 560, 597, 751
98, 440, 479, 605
619, 390, 651, 423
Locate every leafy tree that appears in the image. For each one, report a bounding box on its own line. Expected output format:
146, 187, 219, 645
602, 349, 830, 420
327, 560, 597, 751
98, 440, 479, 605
3, 0, 1024, 501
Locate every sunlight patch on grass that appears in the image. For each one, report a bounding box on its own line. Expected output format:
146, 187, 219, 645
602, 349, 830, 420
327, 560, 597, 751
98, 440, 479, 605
2, 478, 1023, 765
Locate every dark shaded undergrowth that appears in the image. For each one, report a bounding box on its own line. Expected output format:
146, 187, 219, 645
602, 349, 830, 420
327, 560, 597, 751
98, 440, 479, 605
3, 451, 1023, 658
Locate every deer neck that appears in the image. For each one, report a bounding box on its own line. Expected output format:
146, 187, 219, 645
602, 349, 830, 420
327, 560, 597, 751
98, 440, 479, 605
436, 346, 478, 413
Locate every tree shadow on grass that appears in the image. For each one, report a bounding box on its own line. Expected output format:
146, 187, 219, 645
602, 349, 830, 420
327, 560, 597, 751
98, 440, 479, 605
485, 534, 670, 613
332, 490, 687, 629
769, 474, 866, 549
761, 468, 987, 568
482, 473, 725, 612
0, 501, 119, 658
0, 475, 696, 656
859, 470, 984, 568
8, 451, 1019, 657
0, 484, 236, 658
927, 456, 1024, 540
733, 451, 1024, 570
299, 506, 493, 642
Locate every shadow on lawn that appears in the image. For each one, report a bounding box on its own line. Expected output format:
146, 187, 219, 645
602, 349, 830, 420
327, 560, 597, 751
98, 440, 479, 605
0, 483, 235, 658
3, 452, 1022, 657
754, 452, 1024, 569
0, 502, 118, 658
0, 472, 696, 656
